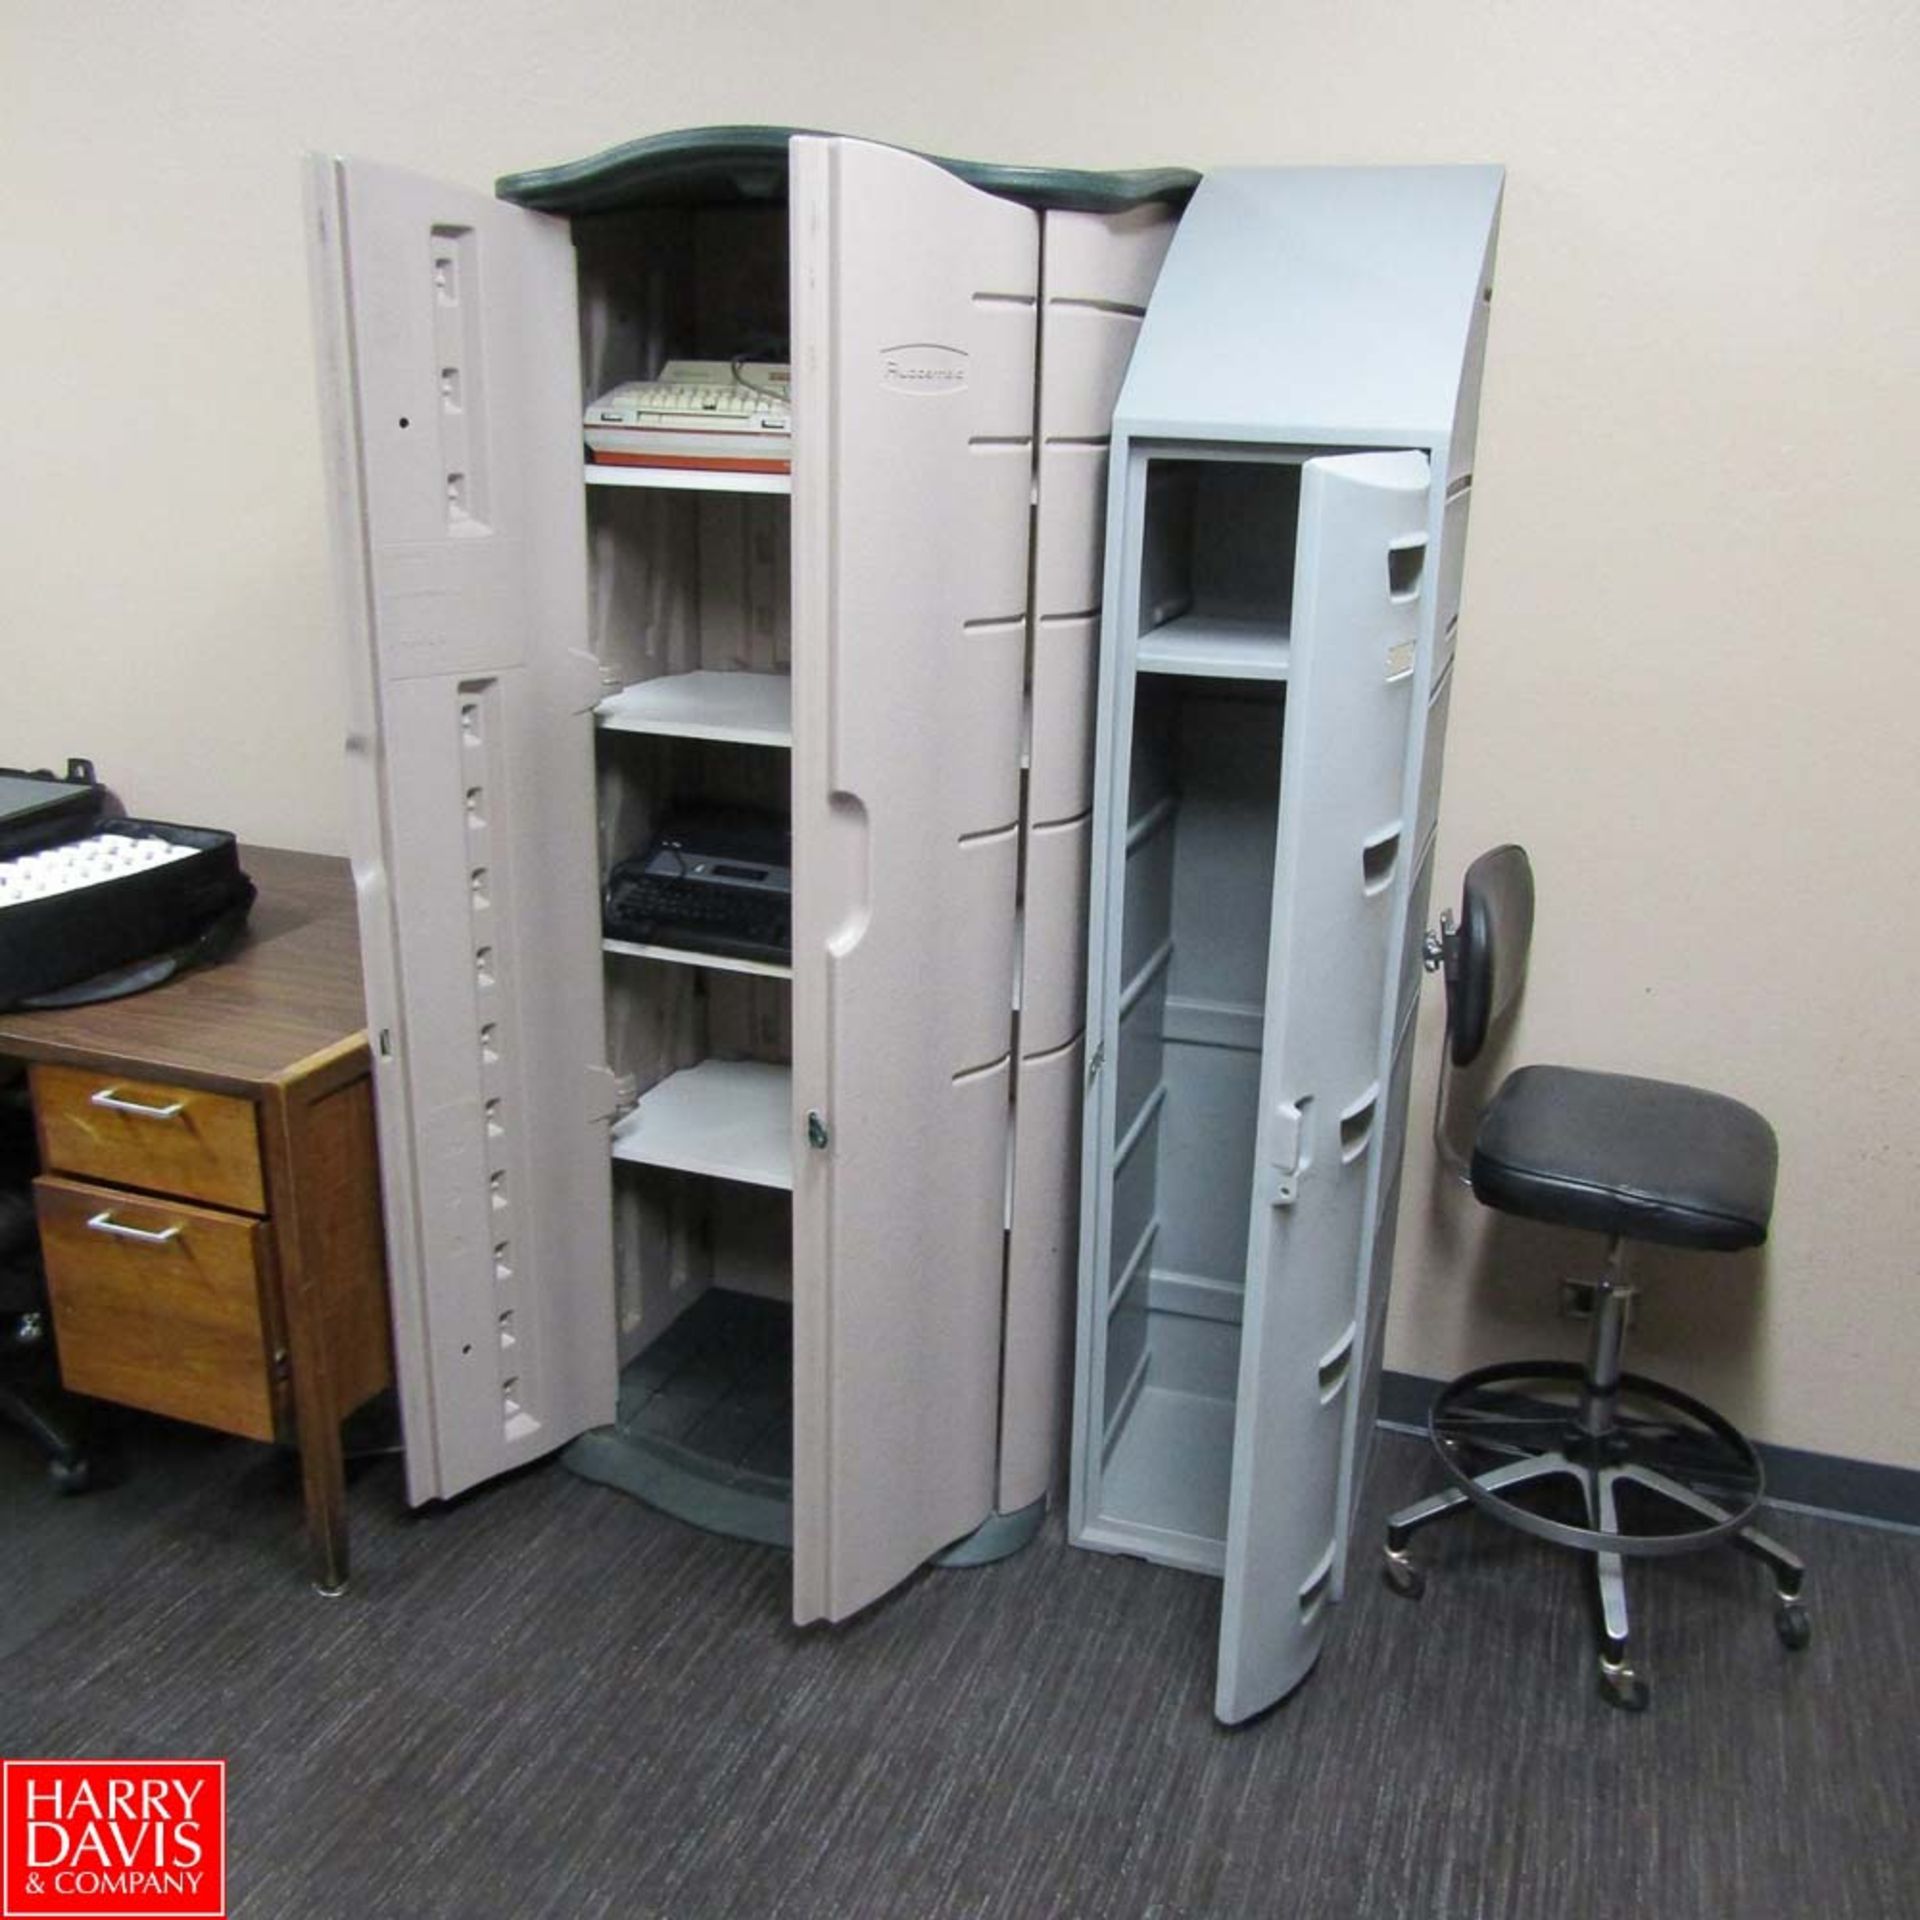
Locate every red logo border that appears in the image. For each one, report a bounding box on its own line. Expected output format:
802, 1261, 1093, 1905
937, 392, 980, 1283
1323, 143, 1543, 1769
2, 1760, 226, 1920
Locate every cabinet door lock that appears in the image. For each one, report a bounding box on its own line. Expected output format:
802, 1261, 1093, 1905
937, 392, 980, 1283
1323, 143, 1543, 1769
1269, 1097, 1310, 1206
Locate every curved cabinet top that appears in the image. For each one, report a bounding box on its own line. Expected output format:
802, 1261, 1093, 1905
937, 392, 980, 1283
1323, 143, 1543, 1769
496, 122, 1198, 217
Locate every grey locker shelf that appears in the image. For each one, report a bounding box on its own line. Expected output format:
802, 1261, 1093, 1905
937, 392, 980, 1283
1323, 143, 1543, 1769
584, 464, 791, 497
1136, 618, 1291, 680
610, 1060, 793, 1190
603, 938, 793, 980
1069, 165, 1503, 1727
595, 671, 793, 747
1100, 1380, 1236, 1561
1130, 455, 1301, 678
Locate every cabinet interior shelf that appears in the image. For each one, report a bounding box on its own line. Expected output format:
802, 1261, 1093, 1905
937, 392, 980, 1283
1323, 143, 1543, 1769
610, 1060, 793, 1190
1136, 615, 1292, 681
595, 670, 793, 746
603, 938, 792, 981
1099, 1382, 1235, 1569
585, 464, 791, 497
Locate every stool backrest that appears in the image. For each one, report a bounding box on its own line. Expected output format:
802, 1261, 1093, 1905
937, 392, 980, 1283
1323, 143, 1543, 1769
1448, 844, 1534, 1067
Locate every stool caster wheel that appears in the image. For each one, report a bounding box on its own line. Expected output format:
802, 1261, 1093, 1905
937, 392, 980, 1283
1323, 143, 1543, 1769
1598, 1660, 1650, 1713
48, 1456, 91, 1496
1775, 1602, 1812, 1652
1382, 1550, 1425, 1600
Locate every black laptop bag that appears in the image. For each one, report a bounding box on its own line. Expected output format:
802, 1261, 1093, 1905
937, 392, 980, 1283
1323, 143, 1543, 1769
0, 759, 256, 1011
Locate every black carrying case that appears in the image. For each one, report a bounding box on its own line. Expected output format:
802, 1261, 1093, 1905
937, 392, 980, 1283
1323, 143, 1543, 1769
0, 760, 257, 1011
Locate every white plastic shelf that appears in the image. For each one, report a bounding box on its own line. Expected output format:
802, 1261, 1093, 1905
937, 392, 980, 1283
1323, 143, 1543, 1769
603, 938, 792, 981
585, 464, 791, 497
595, 671, 792, 747
610, 1060, 793, 1190
1136, 615, 1292, 681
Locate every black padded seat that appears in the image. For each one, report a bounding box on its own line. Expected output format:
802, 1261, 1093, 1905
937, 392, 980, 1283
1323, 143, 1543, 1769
1471, 1065, 1778, 1253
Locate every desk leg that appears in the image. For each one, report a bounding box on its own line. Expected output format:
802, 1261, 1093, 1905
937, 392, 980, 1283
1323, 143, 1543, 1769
287, 1333, 351, 1597
267, 1088, 351, 1594
261, 1060, 392, 1597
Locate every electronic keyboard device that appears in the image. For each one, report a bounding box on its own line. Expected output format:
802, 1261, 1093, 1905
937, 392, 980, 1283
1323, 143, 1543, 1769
603, 805, 792, 965
0, 832, 198, 908
584, 361, 792, 474
0, 761, 255, 1011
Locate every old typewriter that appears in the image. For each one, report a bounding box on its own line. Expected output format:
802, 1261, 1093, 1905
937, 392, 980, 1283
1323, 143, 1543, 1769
603, 805, 791, 966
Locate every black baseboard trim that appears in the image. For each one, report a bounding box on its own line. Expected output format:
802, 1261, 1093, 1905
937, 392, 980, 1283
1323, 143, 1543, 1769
1377, 1368, 1920, 1534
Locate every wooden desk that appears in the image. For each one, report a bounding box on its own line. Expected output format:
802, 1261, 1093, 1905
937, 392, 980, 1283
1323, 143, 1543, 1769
0, 847, 390, 1593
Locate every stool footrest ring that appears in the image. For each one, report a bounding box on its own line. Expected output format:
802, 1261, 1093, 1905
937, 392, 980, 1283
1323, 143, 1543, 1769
1425, 1360, 1764, 1558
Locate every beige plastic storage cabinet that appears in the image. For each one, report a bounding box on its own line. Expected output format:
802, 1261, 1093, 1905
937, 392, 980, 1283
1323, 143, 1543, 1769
1068, 166, 1505, 1722
304, 128, 1189, 1622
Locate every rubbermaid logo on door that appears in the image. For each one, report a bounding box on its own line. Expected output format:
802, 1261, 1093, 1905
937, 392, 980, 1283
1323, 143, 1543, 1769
2, 1761, 226, 1918
880, 344, 968, 393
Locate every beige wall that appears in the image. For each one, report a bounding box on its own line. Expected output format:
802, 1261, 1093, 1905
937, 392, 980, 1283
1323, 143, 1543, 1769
5, 3, 1916, 1464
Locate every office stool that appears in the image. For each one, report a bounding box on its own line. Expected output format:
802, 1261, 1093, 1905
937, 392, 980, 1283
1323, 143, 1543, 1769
1381, 846, 1807, 1711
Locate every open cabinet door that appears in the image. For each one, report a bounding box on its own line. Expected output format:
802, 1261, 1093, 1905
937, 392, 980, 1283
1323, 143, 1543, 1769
306, 155, 618, 1503
1215, 450, 1431, 1722
789, 137, 1039, 1623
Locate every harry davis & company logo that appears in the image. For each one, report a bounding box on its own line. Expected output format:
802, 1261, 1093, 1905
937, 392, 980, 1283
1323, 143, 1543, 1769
2, 1760, 225, 1919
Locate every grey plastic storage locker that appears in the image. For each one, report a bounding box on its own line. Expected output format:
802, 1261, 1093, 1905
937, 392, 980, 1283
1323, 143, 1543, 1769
1068, 166, 1504, 1721
305, 128, 1190, 1623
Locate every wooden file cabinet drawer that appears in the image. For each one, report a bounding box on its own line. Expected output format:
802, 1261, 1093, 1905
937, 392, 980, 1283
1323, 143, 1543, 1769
34, 1174, 285, 1443
31, 1063, 265, 1213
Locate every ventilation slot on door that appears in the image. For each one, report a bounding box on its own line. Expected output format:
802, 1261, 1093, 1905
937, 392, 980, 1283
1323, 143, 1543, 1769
1338, 1088, 1379, 1163
1387, 536, 1427, 601
1361, 828, 1400, 895
429, 225, 491, 533
1317, 1324, 1356, 1403
459, 675, 525, 1442
1298, 1542, 1336, 1623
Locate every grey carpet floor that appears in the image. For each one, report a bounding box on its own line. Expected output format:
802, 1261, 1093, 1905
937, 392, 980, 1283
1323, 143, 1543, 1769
4, 1420, 1918, 1920
0, 1403, 253, 1659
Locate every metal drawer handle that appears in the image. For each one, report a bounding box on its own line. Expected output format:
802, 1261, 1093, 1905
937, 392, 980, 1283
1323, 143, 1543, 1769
86, 1211, 183, 1246
90, 1087, 186, 1120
